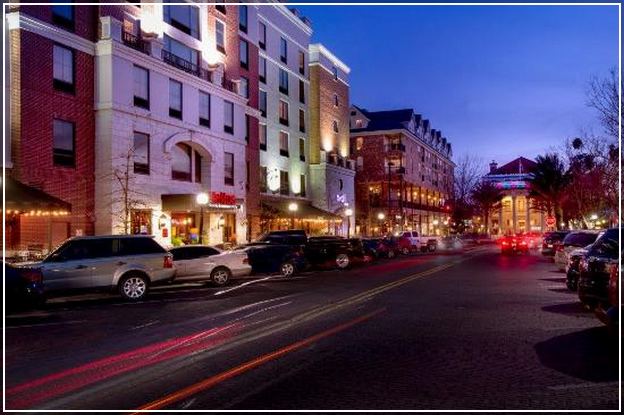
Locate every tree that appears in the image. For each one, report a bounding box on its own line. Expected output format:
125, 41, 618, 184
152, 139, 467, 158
586, 68, 622, 141
471, 181, 503, 234
529, 153, 571, 229
449, 154, 483, 231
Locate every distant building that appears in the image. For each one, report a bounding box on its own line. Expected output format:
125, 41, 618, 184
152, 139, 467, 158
483, 157, 546, 234
350, 107, 454, 236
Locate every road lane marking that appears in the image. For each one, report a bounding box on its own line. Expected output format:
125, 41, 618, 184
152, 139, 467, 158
5, 320, 87, 329
134, 308, 386, 411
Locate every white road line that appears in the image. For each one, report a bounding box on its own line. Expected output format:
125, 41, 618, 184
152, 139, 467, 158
213, 276, 277, 296
130, 320, 160, 331
6, 320, 87, 329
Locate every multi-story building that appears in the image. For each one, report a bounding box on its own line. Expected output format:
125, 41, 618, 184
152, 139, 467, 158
308, 43, 355, 236
5, 2, 261, 250
350, 107, 455, 236
482, 157, 546, 235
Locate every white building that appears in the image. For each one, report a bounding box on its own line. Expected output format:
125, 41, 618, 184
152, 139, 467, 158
94, 3, 253, 247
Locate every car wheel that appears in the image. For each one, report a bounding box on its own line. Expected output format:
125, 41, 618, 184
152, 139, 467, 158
336, 253, 350, 269
119, 273, 149, 301
211, 267, 231, 286
387, 250, 396, 259
401, 247, 410, 255
428, 244, 436, 252
280, 261, 296, 277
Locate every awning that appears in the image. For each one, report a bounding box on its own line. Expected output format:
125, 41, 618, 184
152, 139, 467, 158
161, 194, 239, 212
261, 199, 341, 220
1, 176, 71, 213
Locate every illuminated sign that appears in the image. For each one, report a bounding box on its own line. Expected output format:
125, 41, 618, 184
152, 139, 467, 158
495, 181, 527, 189
210, 192, 236, 206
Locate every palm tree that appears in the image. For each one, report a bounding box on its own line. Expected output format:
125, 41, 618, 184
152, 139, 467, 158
471, 181, 503, 235
529, 153, 571, 229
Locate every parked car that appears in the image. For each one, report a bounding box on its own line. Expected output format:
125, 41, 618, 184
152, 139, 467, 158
27, 235, 175, 301
594, 262, 619, 329
554, 231, 601, 271
541, 231, 570, 256
398, 231, 438, 253
256, 230, 365, 269
4, 262, 46, 310
361, 238, 382, 259
169, 246, 251, 286
565, 246, 590, 291
242, 242, 307, 277
500, 235, 529, 255
578, 228, 618, 310
378, 237, 401, 258
517, 231, 542, 249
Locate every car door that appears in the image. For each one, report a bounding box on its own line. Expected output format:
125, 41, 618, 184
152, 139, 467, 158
170, 247, 190, 278
40, 240, 97, 291
179, 247, 220, 280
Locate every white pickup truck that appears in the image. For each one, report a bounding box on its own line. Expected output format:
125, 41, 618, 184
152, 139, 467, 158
399, 231, 440, 254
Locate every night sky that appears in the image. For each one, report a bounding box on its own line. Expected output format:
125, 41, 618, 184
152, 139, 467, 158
297, 4, 619, 165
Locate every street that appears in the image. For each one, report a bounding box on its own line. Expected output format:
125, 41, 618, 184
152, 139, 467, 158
4, 247, 618, 410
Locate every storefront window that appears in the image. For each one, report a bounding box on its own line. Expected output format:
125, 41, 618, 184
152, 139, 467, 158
171, 213, 197, 245
131, 210, 152, 235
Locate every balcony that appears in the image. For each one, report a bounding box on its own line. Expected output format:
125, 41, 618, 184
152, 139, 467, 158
385, 142, 406, 152
122, 31, 148, 54
320, 151, 356, 171
162, 50, 212, 83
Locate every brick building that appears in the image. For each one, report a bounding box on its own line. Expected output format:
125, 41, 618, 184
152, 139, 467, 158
350, 107, 455, 236
308, 43, 355, 236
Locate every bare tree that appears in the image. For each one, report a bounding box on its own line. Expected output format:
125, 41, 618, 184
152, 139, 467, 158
586, 68, 622, 140
452, 154, 484, 204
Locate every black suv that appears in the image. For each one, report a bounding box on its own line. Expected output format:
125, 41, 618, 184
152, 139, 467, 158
578, 228, 619, 310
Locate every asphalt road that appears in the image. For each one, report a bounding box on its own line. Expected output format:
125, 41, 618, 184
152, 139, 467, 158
4, 247, 619, 410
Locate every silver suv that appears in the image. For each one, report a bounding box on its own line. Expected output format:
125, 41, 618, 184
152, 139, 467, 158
33, 235, 175, 301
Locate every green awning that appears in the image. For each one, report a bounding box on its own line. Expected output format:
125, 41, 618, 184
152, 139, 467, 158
261, 199, 341, 220
2, 176, 71, 212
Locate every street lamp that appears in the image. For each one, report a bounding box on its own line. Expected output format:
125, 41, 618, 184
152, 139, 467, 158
345, 208, 353, 238
196, 192, 209, 244
377, 212, 385, 236
590, 213, 598, 221
288, 202, 298, 229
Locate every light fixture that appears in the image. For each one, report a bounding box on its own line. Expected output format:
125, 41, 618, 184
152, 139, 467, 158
377, 212, 385, 220
196, 192, 209, 206
590, 213, 598, 220
288, 202, 298, 212
345, 208, 353, 217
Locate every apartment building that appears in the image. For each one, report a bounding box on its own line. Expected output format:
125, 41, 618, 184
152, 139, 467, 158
308, 43, 355, 236
350, 107, 455, 236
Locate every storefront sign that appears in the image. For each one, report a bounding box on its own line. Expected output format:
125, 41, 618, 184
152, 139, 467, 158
495, 180, 527, 189
210, 192, 236, 206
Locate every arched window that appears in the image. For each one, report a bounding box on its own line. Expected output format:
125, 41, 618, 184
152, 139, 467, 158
172, 143, 192, 181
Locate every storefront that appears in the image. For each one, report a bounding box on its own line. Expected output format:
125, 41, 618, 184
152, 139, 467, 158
259, 198, 341, 237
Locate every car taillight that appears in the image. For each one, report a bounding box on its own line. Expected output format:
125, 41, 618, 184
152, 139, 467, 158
502, 241, 509, 245
164, 255, 173, 268
520, 240, 527, 245
242, 256, 249, 264
22, 268, 43, 284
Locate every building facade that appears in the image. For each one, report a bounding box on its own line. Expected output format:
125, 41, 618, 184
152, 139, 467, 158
350, 107, 455, 236
308, 43, 355, 236
483, 157, 546, 235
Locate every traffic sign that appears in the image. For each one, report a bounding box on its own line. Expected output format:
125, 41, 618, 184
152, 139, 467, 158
546, 216, 556, 227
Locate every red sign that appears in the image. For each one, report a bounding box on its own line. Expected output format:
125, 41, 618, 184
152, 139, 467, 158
546, 216, 556, 227
210, 192, 236, 206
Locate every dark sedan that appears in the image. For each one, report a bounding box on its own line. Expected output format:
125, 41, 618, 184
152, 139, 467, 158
5, 262, 46, 310
541, 231, 570, 256
578, 228, 618, 310
242, 243, 306, 277
565, 247, 590, 291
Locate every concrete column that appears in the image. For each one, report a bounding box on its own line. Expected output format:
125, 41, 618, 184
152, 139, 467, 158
511, 195, 517, 234
525, 196, 531, 232
498, 208, 503, 235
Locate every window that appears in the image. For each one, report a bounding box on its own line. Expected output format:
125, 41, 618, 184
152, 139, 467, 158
199, 91, 210, 127
299, 174, 306, 197
53, 119, 75, 167
195, 150, 202, 183
258, 22, 266, 49
215, 20, 226, 53
355, 136, 363, 151
53, 45, 74, 93
133, 65, 150, 109
246, 161, 250, 190
279, 100, 289, 126
299, 109, 305, 133
279, 131, 289, 157
298, 51, 305, 75
259, 56, 266, 83
299, 80, 306, 104
224, 100, 234, 134
280, 37, 287, 63
259, 90, 267, 117
259, 166, 268, 192
215, 3, 226, 14
133, 132, 150, 175
332, 66, 338, 80
172, 143, 192, 181
259, 123, 267, 150
239, 76, 249, 98
239, 5, 248, 32
299, 138, 305, 161
280, 170, 289, 195
164, 3, 199, 39
224, 152, 234, 186
355, 119, 363, 128
169, 79, 182, 119
279, 69, 289, 94
245, 114, 250, 142
333, 94, 339, 107
52, 3, 74, 31
332, 120, 339, 133
239, 39, 249, 69
164, 34, 199, 66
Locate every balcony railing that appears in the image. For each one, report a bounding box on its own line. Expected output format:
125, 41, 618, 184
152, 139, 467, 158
385, 142, 406, 152
122, 31, 148, 54
161, 50, 212, 83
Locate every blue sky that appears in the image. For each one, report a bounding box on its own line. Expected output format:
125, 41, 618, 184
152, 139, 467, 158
297, 4, 619, 164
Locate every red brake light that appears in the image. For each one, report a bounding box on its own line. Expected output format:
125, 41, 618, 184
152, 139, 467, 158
242, 256, 249, 264
164, 255, 173, 268
21, 268, 43, 284
502, 241, 509, 245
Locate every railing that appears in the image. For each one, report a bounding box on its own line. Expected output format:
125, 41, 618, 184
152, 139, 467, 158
161, 49, 212, 83
122, 31, 148, 54
385, 143, 406, 152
